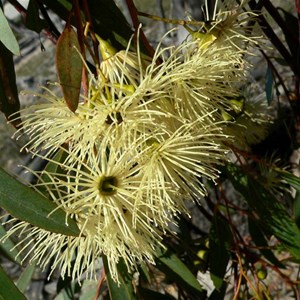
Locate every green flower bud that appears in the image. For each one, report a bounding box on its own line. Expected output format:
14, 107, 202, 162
96, 34, 117, 60
197, 249, 208, 261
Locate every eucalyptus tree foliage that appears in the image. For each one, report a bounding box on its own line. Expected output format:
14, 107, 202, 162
0, 1, 300, 299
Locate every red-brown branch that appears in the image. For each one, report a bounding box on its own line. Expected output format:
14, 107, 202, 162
73, 0, 88, 97
124, 0, 156, 59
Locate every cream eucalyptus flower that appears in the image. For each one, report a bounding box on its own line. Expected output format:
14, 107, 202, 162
135, 117, 229, 211
144, 37, 247, 123
187, 0, 260, 52
2, 215, 157, 283
14, 88, 106, 161
97, 34, 151, 88
222, 90, 273, 150
2, 141, 164, 283
4, 10, 265, 285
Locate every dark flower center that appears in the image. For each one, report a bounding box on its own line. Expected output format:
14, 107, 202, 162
98, 176, 118, 195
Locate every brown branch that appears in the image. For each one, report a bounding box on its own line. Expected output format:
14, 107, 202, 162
138, 11, 205, 27
93, 268, 106, 300
82, 0, 100, 67
72, 0, 88, 97
82, 0, 100, 65
6, 0, 26, 18
36, 0, 60, 39
124, 0, 156, 59
7, 0, 58, 44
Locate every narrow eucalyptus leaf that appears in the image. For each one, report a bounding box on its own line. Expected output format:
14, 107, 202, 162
248, 218, 285, 268
138, 287, 176, 300
42, 0, 133, 50
155, 247, 203, 293
209, 214, 231, 289
0, 168, 79, 236
103, 256, 136, 300
276, 169, 300, 191
225, 164, 300, 259
277, 8, 299, 60
56, 25, 82, 112
16, 262, 37, 293
0, 223, 21, 263
26, 0, 47, 33
0, 7, 20, 55
0, 265, 27, 300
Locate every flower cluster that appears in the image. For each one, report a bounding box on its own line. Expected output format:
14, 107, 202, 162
3, 1, 269, 283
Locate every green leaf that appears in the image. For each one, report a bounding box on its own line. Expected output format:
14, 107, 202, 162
248, 218, 285, 268
208, 213, 231, 289
138, 262, 151, 284
0, 223, 21, 263
56, 274, 81, 300
265, 64, 274, 104
155, 247, 203, 294
224, 163, 300, 259
276, 169, 300, 191
0, 265, 27, 300
25, 0, 47, 33
42, 0, 133, 50
0, 42, 20, 127
83, 0, 133, 47
138, 287, 176, 300
0, 7, 20, 55
78, 281, 97, 300
278, 8, 299, 61
208, 283, 227, 300
103, 256, 136, 300
294, 191, 300, 229
16, 262, 36, 293
0, 167, 79, 236
276, 169, 300, 228
38, 149, 68, 196
56, 25, 82, 112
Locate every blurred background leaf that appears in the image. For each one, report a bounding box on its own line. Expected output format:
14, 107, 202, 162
103, 256, 136, 300
0, 264, 27, 300
224, 163, 300, 260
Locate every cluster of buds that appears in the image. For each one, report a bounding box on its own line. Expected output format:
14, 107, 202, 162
2, 1, 269, 283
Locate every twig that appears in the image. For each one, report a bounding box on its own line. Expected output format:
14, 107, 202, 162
259, 49, 291, 103
157, 0, 168, 32
36, 0, 60, 39
93, 268, 106, 300
73, 0, 88, 97
7, 0, 58, 44
6, 0, 26, 18
124, 0, 156, 59
195, 199, 213, 222
82, 0, 100, 67
138, 11, 205, 27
